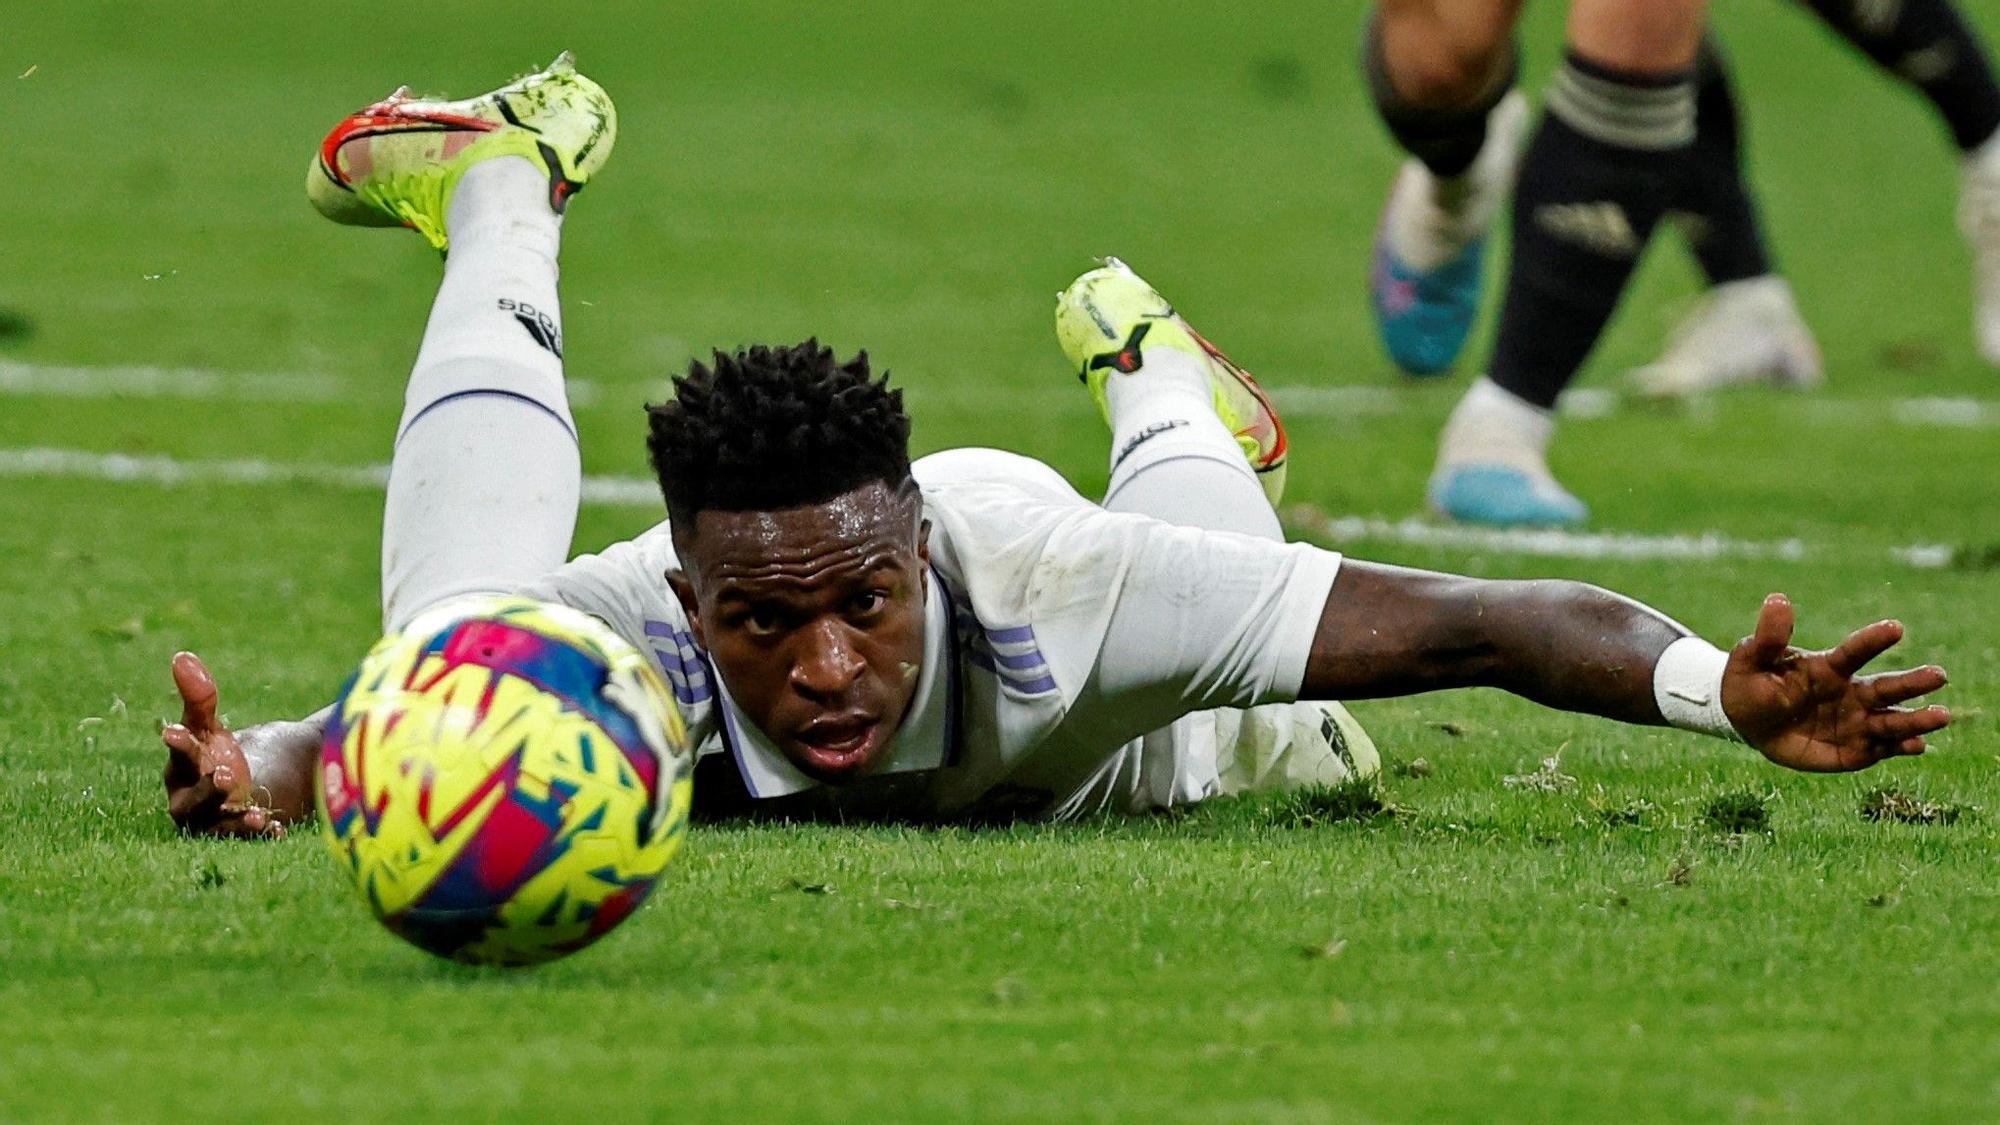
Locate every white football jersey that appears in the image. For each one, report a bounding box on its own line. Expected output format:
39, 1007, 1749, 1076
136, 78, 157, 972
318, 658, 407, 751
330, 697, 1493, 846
520, 448, 1342, 821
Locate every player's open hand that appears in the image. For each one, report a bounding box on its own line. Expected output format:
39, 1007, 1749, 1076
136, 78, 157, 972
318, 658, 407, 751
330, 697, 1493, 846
161, 651, 285, 838
1722, 594, 1951, 772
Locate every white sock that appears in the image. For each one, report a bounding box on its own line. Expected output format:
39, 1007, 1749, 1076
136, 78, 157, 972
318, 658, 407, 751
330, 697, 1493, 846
381, 157, 582, 629
1968, 127, 2000, 174
1434, 376, 1557, 477
1099, 350, 1282, 542
402, 156, 567, 412
1387, 91, 1529, 271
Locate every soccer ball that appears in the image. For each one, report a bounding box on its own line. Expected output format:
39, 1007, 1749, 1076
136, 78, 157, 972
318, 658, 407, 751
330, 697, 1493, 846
317, 595, 694, 966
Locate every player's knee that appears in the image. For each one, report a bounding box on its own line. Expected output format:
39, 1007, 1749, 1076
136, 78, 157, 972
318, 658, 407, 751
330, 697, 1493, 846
1565, 0, 1708, 73
1386, 37, 1511, 107
1369, 1, 1517, 109
398, 355, 576, 442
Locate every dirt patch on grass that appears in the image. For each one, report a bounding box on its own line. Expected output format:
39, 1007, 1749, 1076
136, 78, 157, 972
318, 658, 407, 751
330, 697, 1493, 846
1267, 777, 1399, 828
1665, 855, 1696, 887
1860, 788, 1972, 826
1503, 749, 1576, 793
1586, 792, 1660, 828
1701, 790, 1771, 835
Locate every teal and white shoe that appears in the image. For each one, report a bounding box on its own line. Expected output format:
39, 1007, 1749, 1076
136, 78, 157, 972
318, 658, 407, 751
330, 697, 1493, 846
1428, 376, 1585, 527
1428, 462, 1587, 527
1368, 91, 1529, 378
1370, 220, 1487, 377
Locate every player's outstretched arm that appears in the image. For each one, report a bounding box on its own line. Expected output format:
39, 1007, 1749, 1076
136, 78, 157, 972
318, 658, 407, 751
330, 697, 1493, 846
1304, 562, 1950, 772
160, 652, 322, 838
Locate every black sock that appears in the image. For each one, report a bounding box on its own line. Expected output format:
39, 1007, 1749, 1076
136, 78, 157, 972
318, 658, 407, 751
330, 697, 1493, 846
1488, 53, 1695, 409
1803, 0, 2000, 151
1680, 36, 1775, 285
1362, 13, 1520, 178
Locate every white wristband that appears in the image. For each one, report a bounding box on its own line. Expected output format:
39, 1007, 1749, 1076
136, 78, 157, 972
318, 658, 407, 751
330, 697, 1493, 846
1652, 637, 1742, 741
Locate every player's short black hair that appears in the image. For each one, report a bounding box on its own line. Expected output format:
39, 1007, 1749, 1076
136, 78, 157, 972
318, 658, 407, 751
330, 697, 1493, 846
645, 340, 914, 529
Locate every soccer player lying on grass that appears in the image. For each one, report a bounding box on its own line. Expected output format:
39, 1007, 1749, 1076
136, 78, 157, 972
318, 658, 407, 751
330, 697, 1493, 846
161, 56, 1951, 836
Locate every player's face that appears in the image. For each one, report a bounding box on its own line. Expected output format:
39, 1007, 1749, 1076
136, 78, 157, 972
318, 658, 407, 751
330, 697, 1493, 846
673, 481, 930, 783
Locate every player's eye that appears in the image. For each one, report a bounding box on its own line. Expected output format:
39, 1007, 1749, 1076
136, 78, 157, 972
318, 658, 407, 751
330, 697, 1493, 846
848, 590, 888, 619
742, 606, 786, 636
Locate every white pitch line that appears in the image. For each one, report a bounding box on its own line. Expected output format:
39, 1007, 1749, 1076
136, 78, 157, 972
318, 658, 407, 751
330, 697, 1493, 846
1893, 544, 1959, 569
5, 360, 1997, 430
0, 446, 658, 509
1887, 396, 1999, 428
1266, 384, 2000, 426
1286, 505, 1960, 570
0, 360, 605, 408
580, 475, 663, 507
1283, 504, 1809, 563
0, 446, 388, 490
0, 361, 351, 403
1263, 384, 1624, 420
0, 444, 1962, 569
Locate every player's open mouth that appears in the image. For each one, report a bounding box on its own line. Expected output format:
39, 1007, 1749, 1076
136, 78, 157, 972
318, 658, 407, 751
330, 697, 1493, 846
795, 717, 883, 773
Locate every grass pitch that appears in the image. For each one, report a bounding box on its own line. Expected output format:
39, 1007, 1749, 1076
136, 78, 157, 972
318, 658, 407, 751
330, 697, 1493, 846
5, 1, 1999, 1119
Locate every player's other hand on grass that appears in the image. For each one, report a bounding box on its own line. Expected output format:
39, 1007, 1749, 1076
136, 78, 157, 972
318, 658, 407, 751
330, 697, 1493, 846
161, 651, 286, 838
1723, 594, 1950, 773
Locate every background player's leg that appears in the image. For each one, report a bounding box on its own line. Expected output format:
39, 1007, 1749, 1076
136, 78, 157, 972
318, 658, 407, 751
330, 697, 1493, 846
1633, 35, 1823, 397
1364, 0, 1531, 375
1431, 0, 1708, 526
1800, 0, 2000, 153
1798, 0, 2000, 362
1366, 0, 1526, 179
381, 156, 581, 628
1681, 37, 1773, 289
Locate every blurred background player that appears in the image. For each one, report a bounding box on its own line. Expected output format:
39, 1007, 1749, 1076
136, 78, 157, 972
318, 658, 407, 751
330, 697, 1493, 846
1365, 0, 2000, 526
1807, 0, 2000, 364
1629, 34, 1821, 401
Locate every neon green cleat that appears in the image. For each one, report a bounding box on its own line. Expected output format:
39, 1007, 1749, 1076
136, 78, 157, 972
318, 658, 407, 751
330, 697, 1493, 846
1054, 258, 1290, 505
307, 51, 616, 251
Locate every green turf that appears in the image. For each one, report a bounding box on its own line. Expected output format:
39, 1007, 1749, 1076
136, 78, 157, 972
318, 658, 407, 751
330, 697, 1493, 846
4, 1, 1999, 1119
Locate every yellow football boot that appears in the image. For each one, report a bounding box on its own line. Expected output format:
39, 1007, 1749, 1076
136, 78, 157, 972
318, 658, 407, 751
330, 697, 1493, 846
307, 51, 615, 250
1055, 258, 1290, 505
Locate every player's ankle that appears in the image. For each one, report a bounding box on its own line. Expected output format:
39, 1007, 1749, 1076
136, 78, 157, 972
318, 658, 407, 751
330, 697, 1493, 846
1437, 377, 1556, 469
1103, 350, 1213, 431
447, 157, 561, 248
1967, 127, 2000, 175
